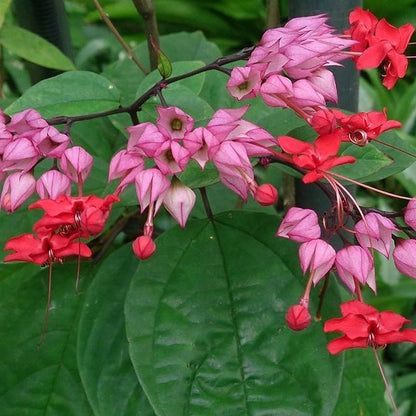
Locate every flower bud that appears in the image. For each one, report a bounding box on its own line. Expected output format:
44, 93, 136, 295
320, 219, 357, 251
276, 207, 321, 242
393, 239, 416, 279
132, 235, 156, 260
285, 304, 311, 331
1, 172, 36, 212
254, 183, 278, 206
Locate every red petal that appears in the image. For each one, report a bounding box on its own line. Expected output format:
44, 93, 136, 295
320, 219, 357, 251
278, 136, 312, 154
327, 336, 368, 354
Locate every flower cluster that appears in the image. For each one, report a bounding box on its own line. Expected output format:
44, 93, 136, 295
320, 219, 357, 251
1, 109, 119, 268
109, 105, 279, 258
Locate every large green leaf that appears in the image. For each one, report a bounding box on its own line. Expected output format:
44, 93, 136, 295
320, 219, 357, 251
77, 245, 156, 416
0, 24, 75, 71
0, 0, 12, 29
125, 211, 346, 415
0, 262, 94, 416
5, 71, 120, 118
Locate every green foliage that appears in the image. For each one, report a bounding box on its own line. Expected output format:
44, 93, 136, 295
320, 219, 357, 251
0, 24, 75, 71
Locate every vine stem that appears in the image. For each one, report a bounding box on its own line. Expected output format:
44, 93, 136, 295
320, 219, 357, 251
45, 46, 254, 128
132, 0, 160, 70
92, 0, 148, 74
199, 187, 213, 220
372, 346, 399, 416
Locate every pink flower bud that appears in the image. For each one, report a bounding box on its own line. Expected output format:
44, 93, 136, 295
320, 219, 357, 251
286, 304, 311, 331
393, 239, 416, 279
404, 197, 416, 231
7, 109, 47, 134
135, 168, 170, 213
60, 146, 93, 184
163, 179, 196, 228
276, 207, 321, 242
1, 172, 36, 212
355, 212, 397, 258
132, 235, 156, 260
32, 126, 70, 157
254, 183, 278, 206
2, 137, 39, 172
335, 245, 376, 293
299, 239, 336, 285
36, 170, 71, 199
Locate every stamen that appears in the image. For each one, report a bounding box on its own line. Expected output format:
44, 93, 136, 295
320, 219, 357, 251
349, 129, 368, 146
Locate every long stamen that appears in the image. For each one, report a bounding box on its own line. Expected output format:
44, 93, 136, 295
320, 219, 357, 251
372, 138, 416, 159
38, 264, 53, 346
75, 238, 82, 294
372, 346, 399, 416
328, 170, 412, 201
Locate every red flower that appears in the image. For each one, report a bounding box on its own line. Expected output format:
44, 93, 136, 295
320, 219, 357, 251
30, 194, 119, 237
324, 300, 416, 354
4, 232, 92, 265
310, 108, 401, 145
277, 134, 355, 183
346, 8, 414, 89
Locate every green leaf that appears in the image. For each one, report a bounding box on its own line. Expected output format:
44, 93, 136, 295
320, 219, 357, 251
78, 245, 156, 416
0, 0, 12, 29
5, 71, 120, 118
125, 211, 346, 415
0, 262, 94, 416
0, 24, 75, 71
333, 350, 389, 416
335, 130, 416, 183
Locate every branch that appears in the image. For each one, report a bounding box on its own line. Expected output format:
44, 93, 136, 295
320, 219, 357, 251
132, 0, 160, 70
92, 0, 148, 74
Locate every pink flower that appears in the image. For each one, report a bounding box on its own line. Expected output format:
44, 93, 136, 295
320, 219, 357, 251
32, 126, 70, 157
226, 66, 263, 100
183, 127, 217, 169
404, 197, 416, 231
276, 207, 321, 243
60, 146, 93, 184
7, 109, 48, 134
324, 300, 416, 354
393, 239, 416, 279
354, 212, 398, 258
298, 239, 336, 285
286, 304, 311, 331
132, 235, 156, 260
36, 170, 71, 199
108, 150, 145, 193
335, 245, 376, 293
135, 168, 170, 213
127, 122, 169, 158
156, 106, 194, 140
154, 141, 191, 175
1, 172, 36, 212
163, 179, 196, 228
2, 137, 39, 172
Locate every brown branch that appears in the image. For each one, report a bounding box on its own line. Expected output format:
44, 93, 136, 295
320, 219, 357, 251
92, 0, 148, 74
131, 0, 160, 70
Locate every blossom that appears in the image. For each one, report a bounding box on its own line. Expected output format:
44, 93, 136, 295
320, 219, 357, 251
132, 235, 156, 260
226, 66, 263, 100
163, 179, 196, 228
135, 168, 170, 213
324, 300, 416, 354
36, 170, 72, 200
156, 106, 194, 140
7, 109, 48, 134
4, 232, 92, 265
60, 146, 93, 184
127, 122, 169, 158
404, 197, 416, 231
254, 183, 278, 206
30, 194, 119, 237
354, 213, 398, 258
32, 126, 70, 158
1, 172, 36, 212
276, 207, 321, 243
335, 245, 376, 293
1, 137, 39, 172
298, 239, 336, 285
393, 239, 416, 279
277, 134, 356, 183
286, 304, 311, 331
